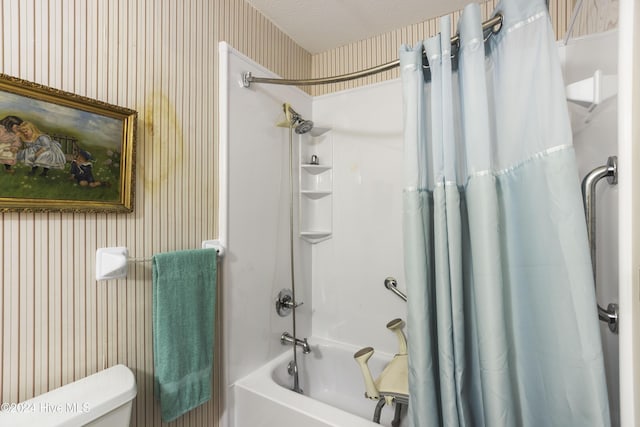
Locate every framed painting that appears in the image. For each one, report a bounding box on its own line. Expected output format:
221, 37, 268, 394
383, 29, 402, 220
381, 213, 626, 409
0, 73, 136, 213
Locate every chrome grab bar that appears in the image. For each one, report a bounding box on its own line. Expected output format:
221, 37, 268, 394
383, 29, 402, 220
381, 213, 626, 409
384, 277, 407, 302
581, 156, 618, 333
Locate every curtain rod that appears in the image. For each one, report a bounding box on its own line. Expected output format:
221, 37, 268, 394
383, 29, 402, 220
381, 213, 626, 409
242, 13, 503, 88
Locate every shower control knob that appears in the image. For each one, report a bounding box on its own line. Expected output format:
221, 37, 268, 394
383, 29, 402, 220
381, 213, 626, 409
276, 289, 303, 317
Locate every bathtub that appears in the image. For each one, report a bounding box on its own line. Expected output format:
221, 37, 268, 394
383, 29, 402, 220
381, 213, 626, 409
233, 337, 408, 427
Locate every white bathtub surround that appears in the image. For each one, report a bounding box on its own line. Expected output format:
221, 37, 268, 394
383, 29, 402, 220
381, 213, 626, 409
220, 42, 314, 426
220, 39, 406, 426
221, 12, 628, 426
311, 78, 407, 355
221, 39, 410, 426
234, 337, 407, 427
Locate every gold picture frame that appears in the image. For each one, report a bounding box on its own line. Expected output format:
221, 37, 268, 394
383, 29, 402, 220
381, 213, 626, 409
0, 73, 136, 213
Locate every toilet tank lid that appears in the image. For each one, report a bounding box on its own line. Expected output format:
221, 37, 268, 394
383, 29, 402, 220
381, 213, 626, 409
0, 364, 137, 427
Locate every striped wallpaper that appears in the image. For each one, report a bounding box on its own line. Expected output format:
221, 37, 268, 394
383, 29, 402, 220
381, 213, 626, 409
569, 0, 619, 38
0, 0, 589, 426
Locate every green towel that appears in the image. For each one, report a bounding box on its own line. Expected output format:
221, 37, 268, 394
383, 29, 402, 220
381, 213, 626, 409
152, 248, 217, 423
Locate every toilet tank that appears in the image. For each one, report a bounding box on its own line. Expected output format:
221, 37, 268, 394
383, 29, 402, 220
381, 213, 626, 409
0, 364, 137, 427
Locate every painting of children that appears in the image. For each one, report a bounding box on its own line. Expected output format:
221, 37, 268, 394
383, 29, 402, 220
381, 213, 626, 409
0, 125, 21, 173
70, 149, 108, 187
0, 73, 136, 212
16, 121, 67, 176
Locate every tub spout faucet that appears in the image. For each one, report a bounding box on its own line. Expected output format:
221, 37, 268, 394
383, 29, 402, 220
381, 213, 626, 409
281, 332, 311, 354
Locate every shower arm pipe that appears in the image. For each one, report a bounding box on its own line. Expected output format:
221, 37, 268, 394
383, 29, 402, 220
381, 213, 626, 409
241, 14, 503, 88
581, 156, 618, 332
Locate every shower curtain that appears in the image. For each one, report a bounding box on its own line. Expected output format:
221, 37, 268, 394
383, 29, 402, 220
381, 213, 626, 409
400, 0, 611, 426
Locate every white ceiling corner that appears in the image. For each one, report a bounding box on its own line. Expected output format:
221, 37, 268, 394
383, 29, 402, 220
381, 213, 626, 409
245, 0, 475, 54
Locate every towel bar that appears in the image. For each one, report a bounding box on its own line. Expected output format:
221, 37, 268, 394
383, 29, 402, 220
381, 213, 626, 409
95, 240, 224, 281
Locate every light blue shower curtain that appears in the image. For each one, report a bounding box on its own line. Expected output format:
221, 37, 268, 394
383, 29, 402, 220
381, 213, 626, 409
400, 0, 611, 426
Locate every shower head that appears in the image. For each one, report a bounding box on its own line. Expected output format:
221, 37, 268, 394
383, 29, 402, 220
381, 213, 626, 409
294, 119, 314, 134
281, 103, 314, 134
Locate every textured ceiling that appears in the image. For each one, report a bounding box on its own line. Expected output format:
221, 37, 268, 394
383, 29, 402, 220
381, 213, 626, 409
245, 0, 474, 54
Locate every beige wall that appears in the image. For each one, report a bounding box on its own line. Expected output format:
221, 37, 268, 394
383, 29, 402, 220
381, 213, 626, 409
0, 1, 308, 426
0, 0, 581, 426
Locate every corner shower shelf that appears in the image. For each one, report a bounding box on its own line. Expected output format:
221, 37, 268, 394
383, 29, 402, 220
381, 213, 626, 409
299, 128, 333, 243
566, 69, 617, 110
301, 190, 332, 199
301, 164, 332, 173
300, 231, 332, 239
